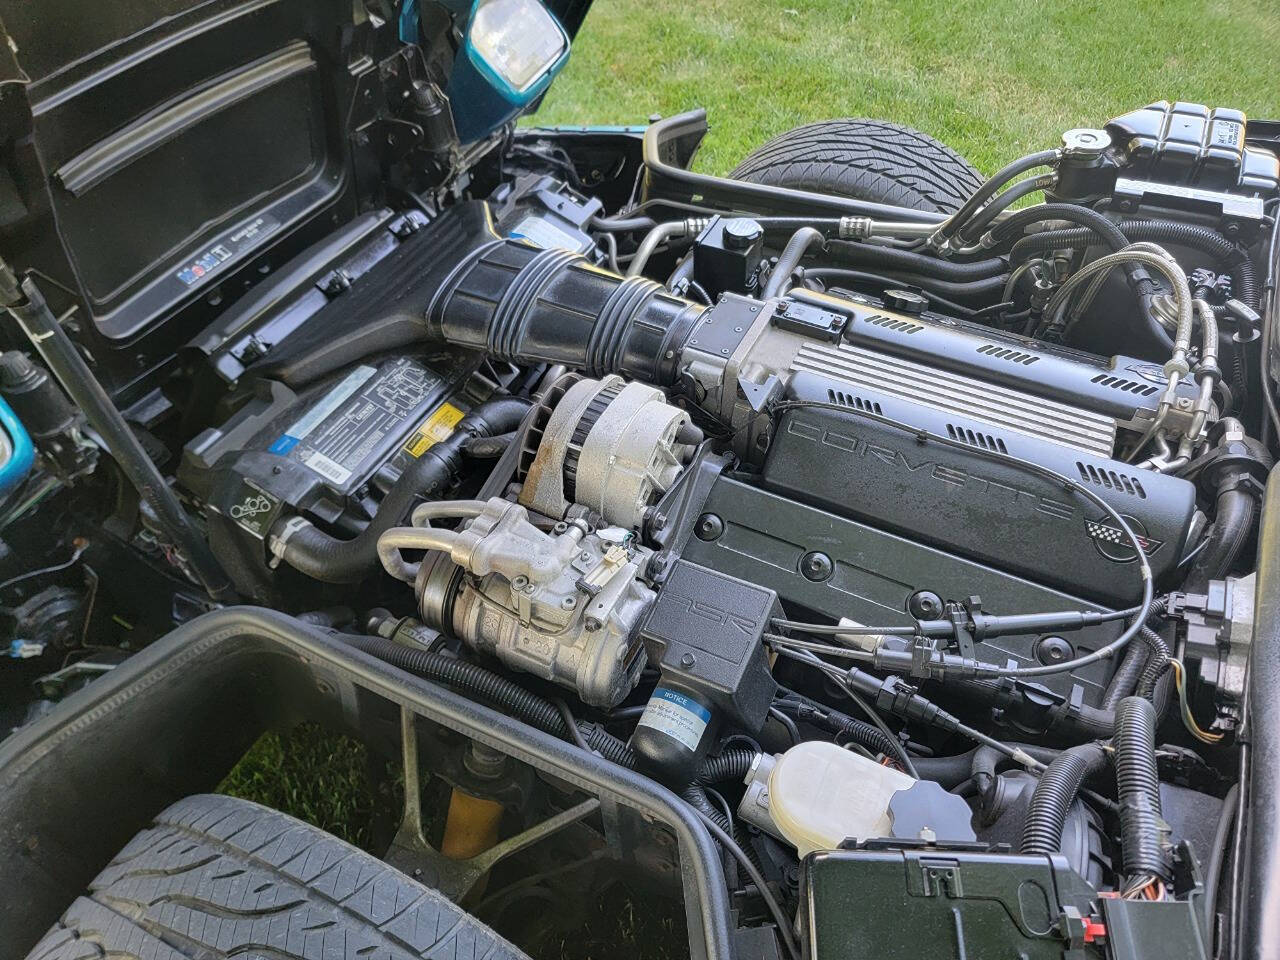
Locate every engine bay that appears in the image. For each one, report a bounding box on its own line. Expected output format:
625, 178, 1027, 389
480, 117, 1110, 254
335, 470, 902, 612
0, 16, 1278, 956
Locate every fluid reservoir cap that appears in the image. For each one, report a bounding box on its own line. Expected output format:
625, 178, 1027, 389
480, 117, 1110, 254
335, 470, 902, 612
723, 217, 764, 249
887, 779, 977, 843
767, 741, 914, 856
882, 288, 929, 314
1062, 128, 1112, 160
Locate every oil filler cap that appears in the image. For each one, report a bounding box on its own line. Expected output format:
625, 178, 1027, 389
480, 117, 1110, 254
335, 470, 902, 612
881, 288, 929, 315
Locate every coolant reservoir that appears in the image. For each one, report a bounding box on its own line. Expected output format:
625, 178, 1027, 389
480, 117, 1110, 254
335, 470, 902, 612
767, 741, 914, 856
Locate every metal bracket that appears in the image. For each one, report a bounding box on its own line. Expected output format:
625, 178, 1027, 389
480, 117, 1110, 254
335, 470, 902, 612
386, 706, 602, 900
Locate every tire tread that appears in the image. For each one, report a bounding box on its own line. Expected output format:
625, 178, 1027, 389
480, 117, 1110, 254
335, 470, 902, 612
24, 794, 528, 960
730, 118, 983, 213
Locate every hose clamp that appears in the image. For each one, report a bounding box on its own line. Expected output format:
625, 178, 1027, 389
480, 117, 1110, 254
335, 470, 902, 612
267, 515, 311, 569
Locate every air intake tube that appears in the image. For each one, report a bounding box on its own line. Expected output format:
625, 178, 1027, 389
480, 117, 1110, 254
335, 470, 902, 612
425, 234, 705, 385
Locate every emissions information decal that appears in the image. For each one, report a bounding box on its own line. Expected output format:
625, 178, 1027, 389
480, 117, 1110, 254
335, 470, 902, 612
402, 402, 465, 457
268, 359, 443, 489
637, 687, 711, 752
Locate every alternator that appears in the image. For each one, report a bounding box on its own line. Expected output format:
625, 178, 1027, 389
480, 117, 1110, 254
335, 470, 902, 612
519, 374, 695, 529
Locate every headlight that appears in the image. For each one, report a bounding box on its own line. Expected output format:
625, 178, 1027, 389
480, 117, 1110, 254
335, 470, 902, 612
448, 0, 570, 144
467, 0, 568, 96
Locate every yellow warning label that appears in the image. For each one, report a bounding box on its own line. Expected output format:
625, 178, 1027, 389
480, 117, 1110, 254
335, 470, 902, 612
403, 402, 465, 457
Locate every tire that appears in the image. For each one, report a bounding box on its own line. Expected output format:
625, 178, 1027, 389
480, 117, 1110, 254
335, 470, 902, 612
730, 119, 984, 214
23, 794, 528, 960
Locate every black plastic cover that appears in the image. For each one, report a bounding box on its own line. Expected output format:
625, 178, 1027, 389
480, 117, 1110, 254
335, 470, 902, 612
763, 372, 1196, 604
802, 848, 1114, 960
680, 477, 1121, 704
641, 559, 779, 731
1106, 101, 1280, 195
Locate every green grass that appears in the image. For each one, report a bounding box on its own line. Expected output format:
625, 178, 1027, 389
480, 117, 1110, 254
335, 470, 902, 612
219, 724, 400, 851
533, 0, 1280, 176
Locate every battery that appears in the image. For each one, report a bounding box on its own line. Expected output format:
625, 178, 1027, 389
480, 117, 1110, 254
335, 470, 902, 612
264, 357, 450, 493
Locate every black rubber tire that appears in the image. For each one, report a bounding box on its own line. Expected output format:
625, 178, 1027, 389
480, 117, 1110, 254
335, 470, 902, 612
730, 119, 984, 214
23, 794, 528, 960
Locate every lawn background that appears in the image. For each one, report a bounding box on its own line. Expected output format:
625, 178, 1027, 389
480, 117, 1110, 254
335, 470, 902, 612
532, 0, 1280, 176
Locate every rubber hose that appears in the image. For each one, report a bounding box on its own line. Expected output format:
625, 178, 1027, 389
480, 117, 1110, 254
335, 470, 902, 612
912, 743, 1060, 789
462, 431, 517, 459
946, 670, 1172, 741
1113, 696, 1173, 882
910, 750, 979, 787
340, 631, 640, 766
274, 397, 530, 583
938, 149, 1062, 241
772, 696, 900, 758
991, 203, 1132, 251
1184, 484, 1259, 591
825, 239, 1008, 281
1103, 642, 1148, 710
763, 227, 825, 298
695, 748, 758, 785
956, 174, 1058, 243
682, 784, 730, 833
591, 215, 659, 232
803, 267, 1009, 304
1008, 219, 1257, 310
1021, 742, 1109, 855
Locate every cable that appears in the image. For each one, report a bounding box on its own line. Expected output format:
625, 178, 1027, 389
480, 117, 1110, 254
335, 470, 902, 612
705, 787, 735, 833
1168, 659, 1225, 744
1204, 783, 1240, 932
555, 698, 592, 751
0, 541, 87, 595
768, 704, 801, 746
772, 645, 918, 777
689, 807, 800, 960
763, 398, 1153, 679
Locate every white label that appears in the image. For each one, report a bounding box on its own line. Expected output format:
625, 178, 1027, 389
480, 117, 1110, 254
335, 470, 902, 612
283, 365, 377, 441
304, 451, 352, 485
637, 688, 710, 752
509, 215, 588, 252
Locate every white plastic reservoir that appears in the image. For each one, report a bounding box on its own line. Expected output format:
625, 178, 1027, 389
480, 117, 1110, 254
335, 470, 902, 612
767, 740, 914, 856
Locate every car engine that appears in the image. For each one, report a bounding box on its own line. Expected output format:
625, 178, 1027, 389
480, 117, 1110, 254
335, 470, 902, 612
0, 19, 1276, 956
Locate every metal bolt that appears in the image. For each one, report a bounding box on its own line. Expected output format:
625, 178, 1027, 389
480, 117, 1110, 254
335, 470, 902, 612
1036, 635, 1074, 664
694, 513, 724, 541
585, 616, 603, 631
801, 551, 833, 582
908, 590, 944, 619
680, 653, 696, 667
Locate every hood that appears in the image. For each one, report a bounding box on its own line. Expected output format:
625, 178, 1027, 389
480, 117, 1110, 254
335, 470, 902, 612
0, 0, 584, 394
